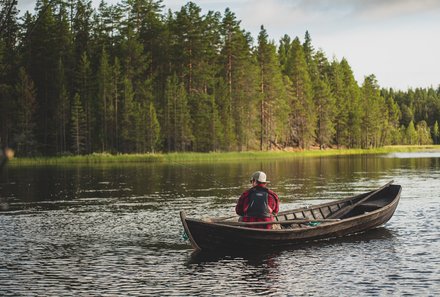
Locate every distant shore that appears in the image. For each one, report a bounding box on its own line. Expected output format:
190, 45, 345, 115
7, 145, 440, 165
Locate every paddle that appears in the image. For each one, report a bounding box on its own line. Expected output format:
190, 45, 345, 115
327, 180, 394, 219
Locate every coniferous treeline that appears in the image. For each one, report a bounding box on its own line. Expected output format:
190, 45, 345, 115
1, 0, 439, 156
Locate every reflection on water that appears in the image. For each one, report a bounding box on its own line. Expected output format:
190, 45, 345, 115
187, 228, 395, 265
1, 154, 440, 295
387, 151, 440, 159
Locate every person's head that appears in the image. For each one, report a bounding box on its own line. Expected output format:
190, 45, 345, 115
250, 171, 269, 186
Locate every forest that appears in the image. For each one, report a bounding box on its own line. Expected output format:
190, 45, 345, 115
1, 0, 440, 156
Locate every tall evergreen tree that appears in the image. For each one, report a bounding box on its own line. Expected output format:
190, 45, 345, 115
14, 68, 38, 156
96, 48, 112, 151
54, 59, 70, 154
285, 37, 316, 148
164, 74, 192, 151
405, 120, 417, 145
70, 93, 86, 154
432, 121, 439, 144
340, 59, 362, 147
416, 120, 432, 145
312, 50, 335, 149
329, 59, 348, 147
361, 75, 384, 148
278, 34, 290, 75
23, 0, 60, 153
120, 77, 136, 152
257, 25, 288, 150
145, 101, 161, 152
76, 51, 93, 152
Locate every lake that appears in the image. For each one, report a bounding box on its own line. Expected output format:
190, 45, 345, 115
1, 153, 439, 296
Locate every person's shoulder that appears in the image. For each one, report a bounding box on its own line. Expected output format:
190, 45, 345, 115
240, 189, 251, 197
267, 188, 279, 198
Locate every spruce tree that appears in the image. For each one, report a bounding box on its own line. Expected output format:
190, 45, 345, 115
406, 120, 417, 145
312, 50, 335, 149
416, 121, 432, 145
97, 48, 112, 151
76, 52, 93, 153
70, 93, 86, 154
15, 68, 38, 156
329, 59, 348, 147
164, 74, 192, 151
285, 37, 316, 149
433, 121, 439, 144
361, 75, 384, 148
146, 101, 161, 152
340, 59, 362, 148
257, 25, 289, 150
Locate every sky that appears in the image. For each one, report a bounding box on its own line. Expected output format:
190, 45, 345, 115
15, 0, 440, 90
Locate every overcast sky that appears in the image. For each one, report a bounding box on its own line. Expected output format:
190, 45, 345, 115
16, 0, 440, 90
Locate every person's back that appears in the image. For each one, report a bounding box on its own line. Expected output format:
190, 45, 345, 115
235, 171, 279, 229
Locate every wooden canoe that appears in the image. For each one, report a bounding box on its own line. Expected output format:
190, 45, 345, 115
180, 182, 401, 252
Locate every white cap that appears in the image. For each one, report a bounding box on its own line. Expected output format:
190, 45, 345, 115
251, 171, 269, 183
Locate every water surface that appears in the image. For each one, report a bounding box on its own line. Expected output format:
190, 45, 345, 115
1, 153, 439, 296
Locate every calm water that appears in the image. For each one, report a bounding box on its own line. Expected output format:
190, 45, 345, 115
1, 154, 439, 296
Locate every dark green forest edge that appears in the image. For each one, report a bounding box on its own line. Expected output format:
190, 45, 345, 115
1, 0, 440, 159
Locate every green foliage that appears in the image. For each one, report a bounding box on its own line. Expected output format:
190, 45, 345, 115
257, 26, 289, 150
71, 93, 87, 154
285, 37, 316, 148
406, 121, 418, 145
14, 68, 38, 156
433, 121, 439, 144
416, 120, 433, 145
164, 74, 193, 151
1, 0, 439, 156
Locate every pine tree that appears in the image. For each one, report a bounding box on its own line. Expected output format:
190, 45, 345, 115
361, 75, 384, 148
382, 94, 401, 145
97, 48, 112, 151
76, 51, 93, 153
54, 60, 70, 154
219, 9, 258, 150
285, 37, 316, 149
406, 120, 417, 145
120, 77, 136, 152
23, 0, 60, 153
314, 77, 335, 148
340, 59, 362, 148
164, 74, 192, 151
278, 34, 291, 75
0, 0, 19, 146
146, 101, 161, 152
70, 93, 86, 154
416, 121, 432, 145
14, 68, 38, 156
312, 50, 335, 149
219, 8, 240, 150
433, 121, 439, 144
257, 25, 289, 150
329, 59, 348, 147
111, 57, 122, 152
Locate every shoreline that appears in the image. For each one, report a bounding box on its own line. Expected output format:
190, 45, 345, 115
7, 145, 440, 165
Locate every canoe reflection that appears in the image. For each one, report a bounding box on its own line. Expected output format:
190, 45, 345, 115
186, 227, 394, 265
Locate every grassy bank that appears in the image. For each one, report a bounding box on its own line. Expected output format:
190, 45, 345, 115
7, 145, 440, 166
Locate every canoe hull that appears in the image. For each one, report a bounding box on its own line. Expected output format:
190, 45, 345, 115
181, 184, 401, 251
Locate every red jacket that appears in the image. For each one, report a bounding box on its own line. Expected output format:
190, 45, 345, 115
235, 185, 279, 229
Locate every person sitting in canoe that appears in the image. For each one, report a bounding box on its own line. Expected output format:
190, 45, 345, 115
235, 171, 280, 229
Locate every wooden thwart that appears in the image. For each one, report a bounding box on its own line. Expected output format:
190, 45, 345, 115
328, 180, 394, 219
216, 218, 340, 226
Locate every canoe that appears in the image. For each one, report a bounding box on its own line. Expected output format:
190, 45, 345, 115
180, 181, 401, 252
